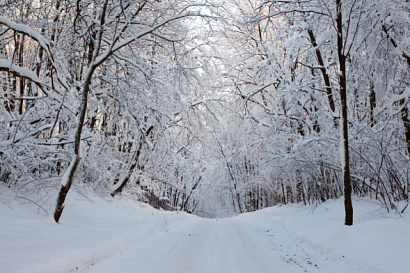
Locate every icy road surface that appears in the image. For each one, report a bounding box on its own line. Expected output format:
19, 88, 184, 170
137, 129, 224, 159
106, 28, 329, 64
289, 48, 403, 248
77, 217, 316, 273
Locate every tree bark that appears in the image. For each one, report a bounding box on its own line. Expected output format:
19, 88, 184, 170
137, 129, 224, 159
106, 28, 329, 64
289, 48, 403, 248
111, 125, 153, 197
17, 34, 25, 115
382, 24, 410, 67
53, 155, 80, 222
336, 0, 353, 226
401, 105, 410, 156
381, 24, 410, 154
54, 0, 109, 223
307, 29, 337, 128
111, 141, 143, 197
181, 176, 202, 211
54, 65, 96, 223
369, 83, 376, 127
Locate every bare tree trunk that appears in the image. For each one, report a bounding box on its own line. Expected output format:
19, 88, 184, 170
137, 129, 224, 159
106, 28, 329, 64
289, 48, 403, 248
111, 141, 143, 197
382, 24, 410, 155
111, 125, 153, 197
54, 64, 96, 223
369, 82, 376, 127
181, 176, 202, 211
17, 34, 25, 115
54, 0, 109, 223
336, 0, 353, 226
401, 105, 410, 156
382, 24, 410, 67
307, 29, 338, 128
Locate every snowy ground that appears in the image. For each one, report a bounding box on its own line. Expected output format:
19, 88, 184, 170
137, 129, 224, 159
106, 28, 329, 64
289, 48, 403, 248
1, 186, 409, 273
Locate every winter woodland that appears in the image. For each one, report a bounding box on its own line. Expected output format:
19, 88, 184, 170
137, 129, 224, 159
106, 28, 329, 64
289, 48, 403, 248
0, 0, 409, 224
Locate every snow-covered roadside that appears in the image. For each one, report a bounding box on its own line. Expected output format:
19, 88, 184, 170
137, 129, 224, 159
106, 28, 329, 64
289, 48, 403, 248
0, 186, 193, 273
238, 198, 410, 273
1, 183, 409, 273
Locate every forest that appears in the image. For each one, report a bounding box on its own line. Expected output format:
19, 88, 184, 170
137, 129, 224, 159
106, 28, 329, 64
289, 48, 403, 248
0, 0, 409, 225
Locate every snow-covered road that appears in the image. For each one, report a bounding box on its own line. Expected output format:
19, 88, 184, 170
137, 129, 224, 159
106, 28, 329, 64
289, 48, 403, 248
2, 189, 409, 273
76, 217, 316, 273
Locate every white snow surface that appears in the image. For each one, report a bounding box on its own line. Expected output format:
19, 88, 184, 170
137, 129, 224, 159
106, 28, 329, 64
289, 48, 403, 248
1, 186, 409, 273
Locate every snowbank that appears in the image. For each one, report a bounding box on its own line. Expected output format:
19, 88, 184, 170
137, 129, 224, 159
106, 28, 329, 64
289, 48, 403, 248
0, 186, 193, 273
238, 198, 410, 273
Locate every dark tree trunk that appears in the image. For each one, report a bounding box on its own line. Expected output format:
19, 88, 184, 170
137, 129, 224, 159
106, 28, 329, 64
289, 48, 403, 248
111, 141, 143, 197
53, 155, 80, 222
382, 24, 410, 67
111, 126, 153, 197
336, 0, 353, 226
54, 65, 95, 223
17, 34, 25, 115
381, 24, 410, 154
181, 176, 202, 211
369, 83, 376, 127
401, 105, 410, 156
54, 0, 110, 223
307, 29, 338, 128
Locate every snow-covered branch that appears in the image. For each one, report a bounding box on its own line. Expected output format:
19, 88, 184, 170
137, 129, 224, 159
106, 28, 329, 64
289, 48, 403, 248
94, 12, 194, 67
0, 59, 44, 86
0, 16, 52, 57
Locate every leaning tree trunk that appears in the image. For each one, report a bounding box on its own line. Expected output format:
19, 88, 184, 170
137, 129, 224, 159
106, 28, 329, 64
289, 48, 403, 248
111, 125, 153, 197
54, 65, 96, 223
336, 0, 353, 226
54, 0, 110, 223
307, 29, 338, 128
111, 141, 143, 197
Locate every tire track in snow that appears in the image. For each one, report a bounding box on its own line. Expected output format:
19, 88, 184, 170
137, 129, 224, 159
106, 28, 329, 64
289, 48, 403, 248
78, 217, 317, 273
61, 217, 171, 273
